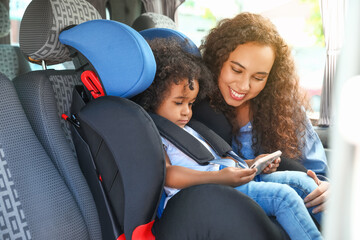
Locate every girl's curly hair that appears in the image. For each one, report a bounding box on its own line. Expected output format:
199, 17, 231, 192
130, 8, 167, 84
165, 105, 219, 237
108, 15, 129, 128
200, 12, 309, 159
135, 37, 214, 113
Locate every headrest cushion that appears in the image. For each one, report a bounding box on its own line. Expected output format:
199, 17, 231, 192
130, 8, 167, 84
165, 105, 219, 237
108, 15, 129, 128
140, 28, 200, 57
132, 12, 176, 31
59, 19, 156, 98
0, 2, 10, 37
19, 0, 101, 65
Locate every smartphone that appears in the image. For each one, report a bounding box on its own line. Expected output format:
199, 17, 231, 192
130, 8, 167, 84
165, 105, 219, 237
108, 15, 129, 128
250, 150, 282, 175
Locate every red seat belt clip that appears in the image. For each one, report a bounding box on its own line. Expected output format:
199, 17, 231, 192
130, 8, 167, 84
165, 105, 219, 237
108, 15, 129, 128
81, 70, 105, 99
116, 221, 155, 240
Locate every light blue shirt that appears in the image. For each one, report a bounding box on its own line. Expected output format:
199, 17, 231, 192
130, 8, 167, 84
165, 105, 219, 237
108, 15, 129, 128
232, 117, 328, 178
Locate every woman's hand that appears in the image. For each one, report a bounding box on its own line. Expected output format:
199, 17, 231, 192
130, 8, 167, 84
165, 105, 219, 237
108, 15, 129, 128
218, 167, 257, 187
304, 170, 330, 213
262, 157, 281, 174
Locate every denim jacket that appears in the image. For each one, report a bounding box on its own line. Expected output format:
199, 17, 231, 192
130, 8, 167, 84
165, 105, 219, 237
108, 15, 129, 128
232, 116, 328, 179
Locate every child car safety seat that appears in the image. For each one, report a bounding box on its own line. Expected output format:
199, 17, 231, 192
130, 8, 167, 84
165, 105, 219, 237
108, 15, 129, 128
59, 19, 164, 240
0, 2, 31, 80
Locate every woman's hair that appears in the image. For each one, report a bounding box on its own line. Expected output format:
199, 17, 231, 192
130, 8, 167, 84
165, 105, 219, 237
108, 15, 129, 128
200, 12, 309, 159
135, 37, 213, 113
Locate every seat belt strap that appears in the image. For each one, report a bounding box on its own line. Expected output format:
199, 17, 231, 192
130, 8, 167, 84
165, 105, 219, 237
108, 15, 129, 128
149, 113, 214, 165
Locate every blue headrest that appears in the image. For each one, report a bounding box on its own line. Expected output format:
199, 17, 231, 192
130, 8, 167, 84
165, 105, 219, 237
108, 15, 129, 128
59, 19, 156, 98
140, 28, 201, 57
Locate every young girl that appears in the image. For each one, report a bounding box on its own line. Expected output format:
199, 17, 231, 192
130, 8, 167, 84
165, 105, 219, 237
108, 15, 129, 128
196, 12, 329, 213
136, 37, 322, 240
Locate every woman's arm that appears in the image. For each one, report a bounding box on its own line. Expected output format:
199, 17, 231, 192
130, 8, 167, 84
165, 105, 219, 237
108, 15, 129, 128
164, 152, 257, 189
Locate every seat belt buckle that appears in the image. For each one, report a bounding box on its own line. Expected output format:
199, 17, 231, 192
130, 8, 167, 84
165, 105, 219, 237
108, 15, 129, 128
81, 70, 105, 99
61, 114, 80, 128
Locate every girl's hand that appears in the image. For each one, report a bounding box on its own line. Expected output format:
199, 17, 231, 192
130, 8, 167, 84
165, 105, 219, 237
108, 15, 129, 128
218, 167, 257, 187
304, 170, 330, 213
246, 154, 281, 174
262, 157, 281, 174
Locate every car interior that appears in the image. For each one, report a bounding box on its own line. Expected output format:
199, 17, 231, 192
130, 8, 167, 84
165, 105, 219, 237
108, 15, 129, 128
0, 0, 334, 239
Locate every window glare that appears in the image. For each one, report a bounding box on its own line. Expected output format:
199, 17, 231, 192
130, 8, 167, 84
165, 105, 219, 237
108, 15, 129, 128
176, 0, 325, 118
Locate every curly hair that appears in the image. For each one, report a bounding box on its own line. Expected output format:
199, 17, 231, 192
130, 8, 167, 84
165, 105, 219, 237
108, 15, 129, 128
200, 12, 309, 159
135, 37, 214, 113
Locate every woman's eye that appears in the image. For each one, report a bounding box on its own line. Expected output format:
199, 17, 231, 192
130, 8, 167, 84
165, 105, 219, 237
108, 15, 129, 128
231, 67, 242, 73
253, 76, 265, 81
175, 102, 182, 105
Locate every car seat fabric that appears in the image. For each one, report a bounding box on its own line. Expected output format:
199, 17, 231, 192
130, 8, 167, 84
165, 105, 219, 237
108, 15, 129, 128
15, 70, 82, 156
132, 12, 177, 31
12, 0, 103, 239
0, 72, 91, 239
19, 0, 102, 65
153, 184, 286, 240
0, 2, 31, 80
59, 19, 156, 98
12, 70, 103, 239
0, 2, 10, 38
0, 45, 31, 80
192, 99, 234, 145
75, 96, 165, 239
140, 28, 201, 57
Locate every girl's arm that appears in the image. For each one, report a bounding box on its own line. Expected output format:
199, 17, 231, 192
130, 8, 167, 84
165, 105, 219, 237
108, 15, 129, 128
164, 152, 257, 189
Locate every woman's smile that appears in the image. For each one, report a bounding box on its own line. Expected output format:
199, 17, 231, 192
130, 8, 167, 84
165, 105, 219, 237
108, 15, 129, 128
229, 87, 246, 100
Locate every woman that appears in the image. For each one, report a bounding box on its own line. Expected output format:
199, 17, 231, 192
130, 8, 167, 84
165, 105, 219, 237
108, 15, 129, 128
193, 12, 329, 214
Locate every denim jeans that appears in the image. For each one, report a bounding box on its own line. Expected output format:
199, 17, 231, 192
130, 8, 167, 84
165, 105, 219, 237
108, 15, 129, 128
235, 171, 322, 240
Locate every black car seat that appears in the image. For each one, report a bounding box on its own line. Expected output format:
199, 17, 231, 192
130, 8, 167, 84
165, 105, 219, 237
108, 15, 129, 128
11, 0, 103, 239
0, 2, 31, 80
59, 19, 164, 240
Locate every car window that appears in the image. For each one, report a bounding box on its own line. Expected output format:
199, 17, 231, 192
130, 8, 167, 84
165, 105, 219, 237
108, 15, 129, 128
176, 0, 325, 120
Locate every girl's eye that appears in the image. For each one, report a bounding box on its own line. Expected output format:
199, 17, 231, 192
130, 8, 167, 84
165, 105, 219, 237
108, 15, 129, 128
175, 102, 182, 105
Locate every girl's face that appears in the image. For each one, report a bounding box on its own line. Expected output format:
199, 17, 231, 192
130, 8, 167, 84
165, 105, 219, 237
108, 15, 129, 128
218, 42, 275, 108
155, 79, 199, 128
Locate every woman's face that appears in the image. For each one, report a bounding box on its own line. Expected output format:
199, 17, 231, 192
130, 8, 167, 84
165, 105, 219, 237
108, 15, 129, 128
218, 42, 275, 108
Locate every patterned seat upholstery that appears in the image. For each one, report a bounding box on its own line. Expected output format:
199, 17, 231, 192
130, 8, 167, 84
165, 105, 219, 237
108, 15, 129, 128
132, 12, 177, 31
0, 2, 31, 80
0, 71, 97, 239
9, 0, 105, 239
